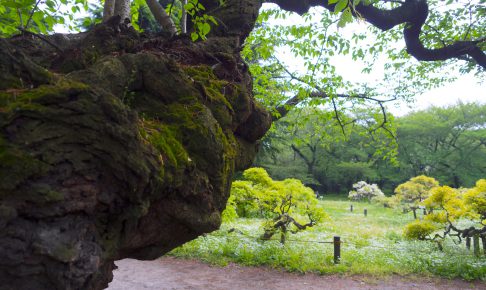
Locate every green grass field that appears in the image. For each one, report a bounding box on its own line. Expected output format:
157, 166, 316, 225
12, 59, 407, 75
169, 195, 486, 280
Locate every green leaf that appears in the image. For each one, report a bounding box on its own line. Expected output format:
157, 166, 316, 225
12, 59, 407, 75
44, 15, 55, 28
337, 7, 353, 28
33, 16, 47, 34
184, 2, 195, 11
334, 0, 348, 13
208, 16, 218, 25
201, 22, 211, 35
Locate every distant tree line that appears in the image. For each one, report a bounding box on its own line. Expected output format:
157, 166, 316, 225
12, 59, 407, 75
254, 102, 486, 195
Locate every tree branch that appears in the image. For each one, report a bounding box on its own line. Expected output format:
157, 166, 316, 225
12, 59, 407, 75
24, 0, 42, 30
103, 0, 116, 22
273, 90, 396, 121
291, 144, 312, 166
265, 0, 486, 70
146, 0, 178, 36
18, 28, 64, 53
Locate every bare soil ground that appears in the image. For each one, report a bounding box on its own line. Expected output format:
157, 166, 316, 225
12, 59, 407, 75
107, 257, 485, 290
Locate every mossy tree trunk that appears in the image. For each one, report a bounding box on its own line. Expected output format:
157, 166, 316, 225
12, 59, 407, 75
0, 1, 270, 289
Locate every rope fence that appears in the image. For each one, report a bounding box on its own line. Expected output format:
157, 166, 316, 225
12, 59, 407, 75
228, 230, 485, 263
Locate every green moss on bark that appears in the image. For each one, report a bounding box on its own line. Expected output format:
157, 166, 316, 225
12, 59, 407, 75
183, 65, 236, 128
139, 119, 190, 183
0, 137, 49, 196
0, 80, 88, 113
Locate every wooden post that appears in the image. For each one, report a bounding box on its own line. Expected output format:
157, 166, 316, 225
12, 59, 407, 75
333, 236, 341, 264
350, 205, 353, 212
466, 237, 471, 250
364, 209, 367, 217
481, 236, 486, 256
473, 235, 480, 257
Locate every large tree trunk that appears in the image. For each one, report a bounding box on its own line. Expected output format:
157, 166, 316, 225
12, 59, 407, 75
0, 1, 267, 289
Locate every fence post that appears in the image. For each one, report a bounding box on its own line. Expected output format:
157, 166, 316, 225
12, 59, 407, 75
350, 205, 353, 212
466, 237, 471, 250
482, 236, 486, 256
333, 236, 341, 264
364, 209, 367, 217
473, 235, 480, 257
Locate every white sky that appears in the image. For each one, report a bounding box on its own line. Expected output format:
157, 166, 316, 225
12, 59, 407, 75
330, 51, 485, 116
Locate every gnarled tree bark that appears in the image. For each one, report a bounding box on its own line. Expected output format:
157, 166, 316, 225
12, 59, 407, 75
0, 1, 268, 289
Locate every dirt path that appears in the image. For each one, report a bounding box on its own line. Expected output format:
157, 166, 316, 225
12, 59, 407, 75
107, 257, 484, 290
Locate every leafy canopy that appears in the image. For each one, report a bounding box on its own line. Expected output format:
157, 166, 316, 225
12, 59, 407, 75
395, 175, 440, 204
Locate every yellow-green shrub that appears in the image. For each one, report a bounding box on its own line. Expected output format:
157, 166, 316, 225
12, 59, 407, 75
373, 194, 402, 208
404, 220, 439, 240
463, 179, 486, 224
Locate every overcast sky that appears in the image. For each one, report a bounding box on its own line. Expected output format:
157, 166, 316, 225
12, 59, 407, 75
329, 52, 485, 117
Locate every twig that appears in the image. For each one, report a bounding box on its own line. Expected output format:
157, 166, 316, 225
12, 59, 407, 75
17, 8, 24, 30
331, 98, 346, 135
24, 0, 42, 30
169, 0, 176, 16
18, 28, 64, 53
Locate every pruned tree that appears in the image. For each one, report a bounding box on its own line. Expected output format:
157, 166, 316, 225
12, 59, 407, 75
226, 168, 326, 244
404, 180, 486, 253
395, 175, 439, 218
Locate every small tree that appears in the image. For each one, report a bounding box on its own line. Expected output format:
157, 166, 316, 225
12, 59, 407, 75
394, 175, 439, 219
404, 179, 486, 252
348, 181, 384, 202
224, 167, 326, 244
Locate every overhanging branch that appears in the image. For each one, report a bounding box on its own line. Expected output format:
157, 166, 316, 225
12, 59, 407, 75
265, 0, 486, 70
273, 90, 396, 121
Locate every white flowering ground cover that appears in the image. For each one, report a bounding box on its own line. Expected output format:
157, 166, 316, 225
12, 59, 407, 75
169, 195, 486, 281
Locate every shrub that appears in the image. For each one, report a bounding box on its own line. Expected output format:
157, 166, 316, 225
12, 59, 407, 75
404, 220, 439, 240
348, 181, 384, 202
221, 194, 238, 222
463, 179, 486, 223
373, 194, 402, 208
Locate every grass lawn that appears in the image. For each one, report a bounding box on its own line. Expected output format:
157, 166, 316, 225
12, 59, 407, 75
169, 195, 486, 281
